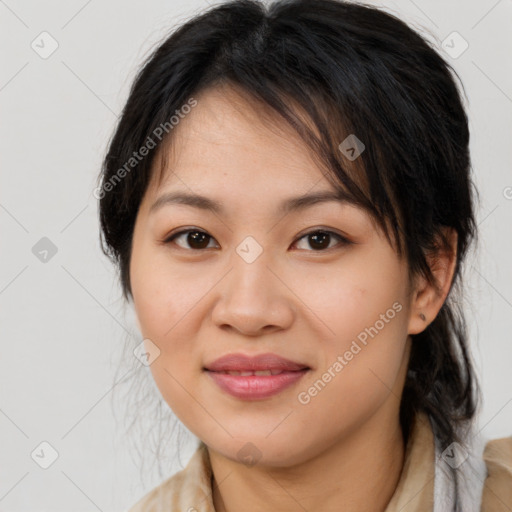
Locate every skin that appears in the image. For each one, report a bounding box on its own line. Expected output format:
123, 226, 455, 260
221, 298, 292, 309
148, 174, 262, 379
129, 84, 457, 512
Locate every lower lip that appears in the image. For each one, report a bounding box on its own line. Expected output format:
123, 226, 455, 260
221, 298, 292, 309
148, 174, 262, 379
206, 370, 309, 400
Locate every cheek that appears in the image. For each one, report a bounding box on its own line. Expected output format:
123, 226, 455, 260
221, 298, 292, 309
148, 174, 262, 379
296, 251, 409, 400
298, 251, 406, 344
130, 249, 217, 411
130, 250, 209, 418
131, 247, 206, 340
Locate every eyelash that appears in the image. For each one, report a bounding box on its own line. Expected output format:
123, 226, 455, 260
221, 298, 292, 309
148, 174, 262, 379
162, 227, 352, 252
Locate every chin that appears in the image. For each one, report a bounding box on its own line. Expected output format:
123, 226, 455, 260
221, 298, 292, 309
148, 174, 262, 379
205, 431, 315, 469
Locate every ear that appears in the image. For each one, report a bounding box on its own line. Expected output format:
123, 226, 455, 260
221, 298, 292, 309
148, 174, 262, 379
408, 227, 458, 335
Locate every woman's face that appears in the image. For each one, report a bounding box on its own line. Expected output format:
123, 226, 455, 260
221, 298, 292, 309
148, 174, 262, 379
130, 86, 420, 467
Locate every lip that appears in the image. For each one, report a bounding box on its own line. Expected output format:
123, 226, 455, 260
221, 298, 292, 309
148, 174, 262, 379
204, 352, 309, 372
204, 353, 310, 400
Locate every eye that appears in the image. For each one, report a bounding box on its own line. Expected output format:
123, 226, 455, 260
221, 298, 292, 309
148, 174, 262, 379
164, 228, 218, 250
162, 228, 351, 252
293, 229, 351, 251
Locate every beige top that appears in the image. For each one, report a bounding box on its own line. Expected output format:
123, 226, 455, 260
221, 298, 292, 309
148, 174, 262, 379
128, 413, 512, 512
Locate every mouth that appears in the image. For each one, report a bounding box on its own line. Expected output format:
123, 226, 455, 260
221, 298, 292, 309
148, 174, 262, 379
203, 353, 311, 400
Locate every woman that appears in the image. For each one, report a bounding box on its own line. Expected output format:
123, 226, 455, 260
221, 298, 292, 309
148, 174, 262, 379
97, 0, 512, 510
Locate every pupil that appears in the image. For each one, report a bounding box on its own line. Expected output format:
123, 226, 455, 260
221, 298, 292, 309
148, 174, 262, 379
188, 231, 209, 249
310, 232, 329, 250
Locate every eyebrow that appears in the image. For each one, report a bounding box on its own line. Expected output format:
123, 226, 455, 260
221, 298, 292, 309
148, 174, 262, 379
149, 189, 358, 216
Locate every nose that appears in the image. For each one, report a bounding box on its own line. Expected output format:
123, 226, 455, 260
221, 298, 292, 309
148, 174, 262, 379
211, 250, 295, 337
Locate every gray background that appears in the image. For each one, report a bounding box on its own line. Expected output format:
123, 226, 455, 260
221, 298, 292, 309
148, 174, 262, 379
1, 0, 511, 510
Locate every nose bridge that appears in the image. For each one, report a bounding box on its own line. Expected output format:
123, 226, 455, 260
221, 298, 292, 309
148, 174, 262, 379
211, 237, 293, 334
233, 243, 270, 295
228, 237, 274, 306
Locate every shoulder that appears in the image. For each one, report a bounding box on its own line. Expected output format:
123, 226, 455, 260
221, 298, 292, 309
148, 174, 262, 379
126, 443, 214, 512
481, 435, 512, 512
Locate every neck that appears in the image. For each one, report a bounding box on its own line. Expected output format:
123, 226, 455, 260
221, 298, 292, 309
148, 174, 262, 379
208, 405, 406, 512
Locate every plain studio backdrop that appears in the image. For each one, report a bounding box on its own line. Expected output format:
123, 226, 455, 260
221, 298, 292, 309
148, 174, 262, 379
0, 0, 511, 510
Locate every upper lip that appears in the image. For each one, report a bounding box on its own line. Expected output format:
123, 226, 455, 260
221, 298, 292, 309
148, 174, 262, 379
204, 353, 309, 372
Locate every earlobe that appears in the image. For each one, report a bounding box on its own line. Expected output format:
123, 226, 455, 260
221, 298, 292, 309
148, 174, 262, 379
407, 273, 432, 335
407, 228, 458, 335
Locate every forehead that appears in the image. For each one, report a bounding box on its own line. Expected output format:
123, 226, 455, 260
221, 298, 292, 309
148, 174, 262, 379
150, 85, 329, 195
